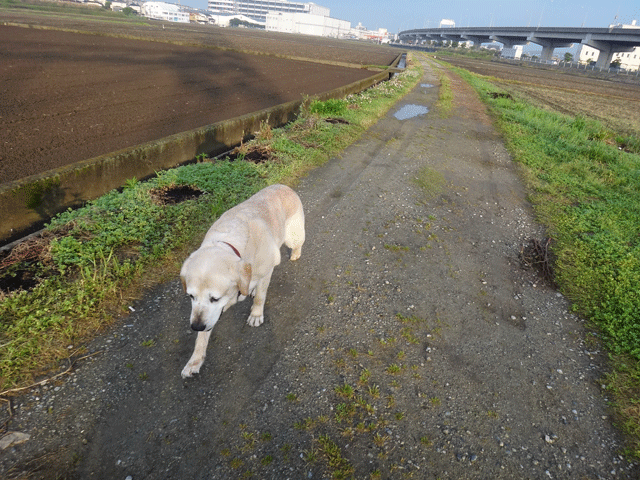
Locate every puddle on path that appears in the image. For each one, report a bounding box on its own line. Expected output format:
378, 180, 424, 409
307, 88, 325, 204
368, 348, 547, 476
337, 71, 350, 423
394, 104, 430, 120
421, 83, 435, 88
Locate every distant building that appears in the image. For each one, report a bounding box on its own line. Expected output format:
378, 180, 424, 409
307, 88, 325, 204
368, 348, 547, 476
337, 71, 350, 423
143, 2, 189, 23
502, 45, 524, 59
110, 1, 128, 11
577, 20, 640, 71
189, 11, 210, 24
355, 24, 389, 42
209, 13, 264, 27
107, 1, 142, 13
208, 0, 329, 24
266, 11, 349, 37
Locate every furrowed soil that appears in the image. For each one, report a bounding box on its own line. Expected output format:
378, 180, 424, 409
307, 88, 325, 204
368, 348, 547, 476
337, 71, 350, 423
0, 13, 399, 184
2, 53, 639, 478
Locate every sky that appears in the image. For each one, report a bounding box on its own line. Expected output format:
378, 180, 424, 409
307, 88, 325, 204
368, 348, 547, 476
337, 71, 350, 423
185, 0, 640, 34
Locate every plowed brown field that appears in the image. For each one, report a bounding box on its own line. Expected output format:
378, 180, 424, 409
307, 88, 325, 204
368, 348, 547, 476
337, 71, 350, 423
0, 13, 400, 184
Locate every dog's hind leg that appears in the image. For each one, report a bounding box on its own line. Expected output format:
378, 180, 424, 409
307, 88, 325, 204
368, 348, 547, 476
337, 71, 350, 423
181, 330, 212, 378
284, 209, 305, 261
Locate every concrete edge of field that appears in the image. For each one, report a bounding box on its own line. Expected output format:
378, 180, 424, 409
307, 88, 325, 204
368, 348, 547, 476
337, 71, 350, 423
0, 55, 404, 246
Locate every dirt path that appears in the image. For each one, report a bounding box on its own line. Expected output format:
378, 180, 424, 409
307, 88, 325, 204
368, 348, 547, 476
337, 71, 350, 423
2, 59, 637, 479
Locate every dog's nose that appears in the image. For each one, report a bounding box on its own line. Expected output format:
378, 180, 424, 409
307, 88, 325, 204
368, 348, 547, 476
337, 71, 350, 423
191, 323, 206, 332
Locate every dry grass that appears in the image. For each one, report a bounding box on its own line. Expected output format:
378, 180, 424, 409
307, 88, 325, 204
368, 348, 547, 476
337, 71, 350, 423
498, 83, 640, 136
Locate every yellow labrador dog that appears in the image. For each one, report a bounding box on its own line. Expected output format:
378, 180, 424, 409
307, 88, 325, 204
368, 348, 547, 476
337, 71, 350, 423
180, 184, 305, 378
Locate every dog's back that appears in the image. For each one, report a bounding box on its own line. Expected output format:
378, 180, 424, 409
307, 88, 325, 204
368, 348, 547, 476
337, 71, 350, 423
202, 184, 304, 253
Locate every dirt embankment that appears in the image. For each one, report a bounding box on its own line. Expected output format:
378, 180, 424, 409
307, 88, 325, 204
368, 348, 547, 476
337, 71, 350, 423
1, 56, 637, 479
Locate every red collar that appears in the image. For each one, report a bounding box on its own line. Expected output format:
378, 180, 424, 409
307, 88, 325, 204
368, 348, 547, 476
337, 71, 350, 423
222, 241, 241, 258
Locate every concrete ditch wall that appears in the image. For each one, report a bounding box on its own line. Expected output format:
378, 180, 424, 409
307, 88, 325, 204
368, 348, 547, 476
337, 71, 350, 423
0, 60, 402, 245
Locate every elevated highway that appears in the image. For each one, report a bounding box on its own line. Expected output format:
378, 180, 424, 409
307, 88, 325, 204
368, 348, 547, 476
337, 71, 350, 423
398, 27, 640, 68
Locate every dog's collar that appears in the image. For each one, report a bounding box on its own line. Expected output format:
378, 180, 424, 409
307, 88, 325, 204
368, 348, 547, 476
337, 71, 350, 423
221, 241, 241, 259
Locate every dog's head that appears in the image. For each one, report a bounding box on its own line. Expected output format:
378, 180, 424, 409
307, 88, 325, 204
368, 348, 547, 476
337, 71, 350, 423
180, 246, 251, 332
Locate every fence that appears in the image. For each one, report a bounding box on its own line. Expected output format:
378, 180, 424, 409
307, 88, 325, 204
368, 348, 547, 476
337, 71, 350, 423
500, 56, 640, 78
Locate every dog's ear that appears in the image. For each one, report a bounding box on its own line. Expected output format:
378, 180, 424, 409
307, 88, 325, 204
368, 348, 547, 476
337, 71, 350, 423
238, 261, 252, 296
180, 276, 186, 292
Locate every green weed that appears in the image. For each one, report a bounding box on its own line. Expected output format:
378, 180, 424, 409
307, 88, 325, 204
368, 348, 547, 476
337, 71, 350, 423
386, 363, 402, 374
309, 98, 348, 116
335, 382, 356, 399
317, 435, 355, 479
420, 435, 433, 447
436, 71, 453, 116
368, 384, 380, 399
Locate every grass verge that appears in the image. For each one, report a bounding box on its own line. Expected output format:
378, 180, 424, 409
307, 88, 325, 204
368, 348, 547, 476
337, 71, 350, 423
435, 71, 453, 116
440, 60, 640, 457
0, 55, 422, 392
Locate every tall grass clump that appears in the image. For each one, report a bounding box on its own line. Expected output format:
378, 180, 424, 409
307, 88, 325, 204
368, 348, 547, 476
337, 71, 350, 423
0, 54, 423, 390
309, 98, 348, 116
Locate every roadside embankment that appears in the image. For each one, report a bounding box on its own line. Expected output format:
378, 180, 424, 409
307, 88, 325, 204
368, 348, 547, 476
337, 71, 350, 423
0, 67, 395, 245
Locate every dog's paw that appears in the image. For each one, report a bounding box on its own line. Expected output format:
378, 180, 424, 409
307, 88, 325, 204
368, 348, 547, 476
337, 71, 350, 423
181, 359, 203, 378
247, 314, 264, 327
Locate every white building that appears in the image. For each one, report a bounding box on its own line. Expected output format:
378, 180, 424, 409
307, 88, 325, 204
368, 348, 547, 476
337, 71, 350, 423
502, 45, 524, 59
266, 11, 349, 37
578, 21, 640, 71
349, 23, 390, 42
143, 2, 189, 23
579, 46, 640, 70
110, 1, 128, 10
209, 13, 265, 27
208, 0, 329, 24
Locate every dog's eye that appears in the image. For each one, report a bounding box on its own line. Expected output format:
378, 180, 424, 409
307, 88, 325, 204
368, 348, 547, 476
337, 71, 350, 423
209, 296, 219, 303
189, 294, 195, 301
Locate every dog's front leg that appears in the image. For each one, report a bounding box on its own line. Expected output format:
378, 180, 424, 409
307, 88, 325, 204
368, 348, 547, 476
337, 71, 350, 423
247, 269, 274, 327
181, 330, 212, 378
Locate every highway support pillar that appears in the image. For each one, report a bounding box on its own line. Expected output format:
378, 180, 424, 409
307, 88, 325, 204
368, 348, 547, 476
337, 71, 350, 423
583, 35, 636, 68
527, 36, 573, 62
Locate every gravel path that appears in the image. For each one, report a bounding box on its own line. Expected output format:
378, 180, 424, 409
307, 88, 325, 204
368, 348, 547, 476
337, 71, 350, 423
1, 58, 637, 479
